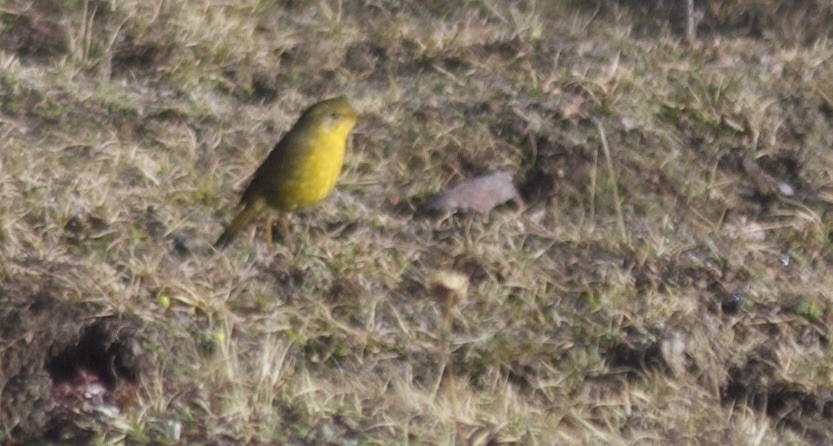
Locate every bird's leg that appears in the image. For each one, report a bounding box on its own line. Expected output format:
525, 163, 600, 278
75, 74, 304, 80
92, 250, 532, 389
265, 214, 273, 246
280, 214, 294, 250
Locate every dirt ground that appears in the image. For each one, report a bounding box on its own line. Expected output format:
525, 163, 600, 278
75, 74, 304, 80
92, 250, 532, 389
3, 0, 833, 444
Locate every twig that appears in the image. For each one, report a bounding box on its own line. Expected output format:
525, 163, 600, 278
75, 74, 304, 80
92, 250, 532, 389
593, 118, 628, 243
686, 0, 697, 44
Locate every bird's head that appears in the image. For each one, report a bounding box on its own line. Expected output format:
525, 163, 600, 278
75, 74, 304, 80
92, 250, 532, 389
301, 96, 358, 136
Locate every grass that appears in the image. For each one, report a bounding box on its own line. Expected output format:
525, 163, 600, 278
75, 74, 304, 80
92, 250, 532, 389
3, 0, 833, 444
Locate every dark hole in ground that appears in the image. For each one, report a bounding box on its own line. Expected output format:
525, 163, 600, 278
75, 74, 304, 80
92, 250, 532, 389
0, 13, 68, 60
518, 135, 593, 206
723, 356, 833, 442
46, 320, 139, 391
607, 336, 664, 375
1, 278, 148, 444
35, 319, 146, 443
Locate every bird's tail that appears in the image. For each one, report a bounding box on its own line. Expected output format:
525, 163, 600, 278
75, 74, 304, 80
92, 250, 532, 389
214, 201, 263, 249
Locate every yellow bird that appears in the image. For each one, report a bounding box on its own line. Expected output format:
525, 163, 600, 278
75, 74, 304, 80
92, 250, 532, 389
214, 96, 358, 249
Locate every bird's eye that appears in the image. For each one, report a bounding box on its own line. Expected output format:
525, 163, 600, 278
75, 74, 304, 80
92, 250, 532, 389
329, 111, 339, 120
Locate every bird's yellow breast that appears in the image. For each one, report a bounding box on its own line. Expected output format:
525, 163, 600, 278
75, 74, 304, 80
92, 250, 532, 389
268, 122, 351, 210
270, 136, 346, 210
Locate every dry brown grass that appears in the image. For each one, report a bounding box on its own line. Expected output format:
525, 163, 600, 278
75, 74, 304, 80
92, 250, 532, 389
3, 0, 833, 443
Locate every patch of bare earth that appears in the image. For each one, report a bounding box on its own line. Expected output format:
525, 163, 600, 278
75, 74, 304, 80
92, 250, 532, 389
0, 261, 148, 443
